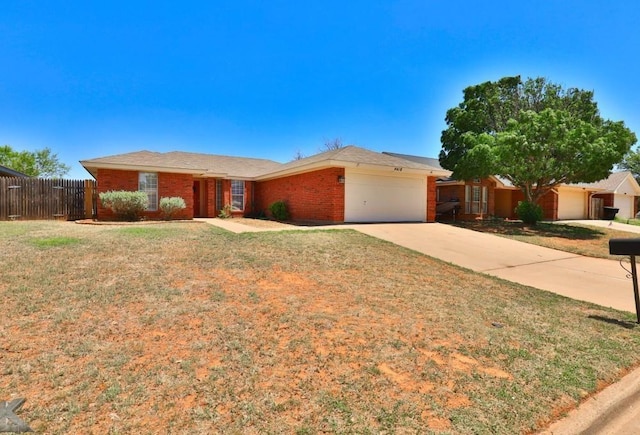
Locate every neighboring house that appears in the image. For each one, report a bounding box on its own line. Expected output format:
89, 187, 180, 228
386, 152, 640, 221
80, 146, 449, 222
0, 165, 29, 178
573, 171, 640, 220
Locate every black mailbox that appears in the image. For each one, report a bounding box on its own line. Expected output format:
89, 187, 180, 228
609, 238, 640, 323
609, 239, 640, 256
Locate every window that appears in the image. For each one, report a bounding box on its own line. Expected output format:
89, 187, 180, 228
465, 185, 488, 214
139, 172, 158, 211
231, 180, 244, 211
482, 186, 488, 214
215, 179, 223, 212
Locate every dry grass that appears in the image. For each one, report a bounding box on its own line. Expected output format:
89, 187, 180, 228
2, 220, 640, 434
450, 220, 637, 260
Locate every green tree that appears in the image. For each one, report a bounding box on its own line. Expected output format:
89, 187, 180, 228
440, 76, 636, 222
619, 147, 640, 183
0, 145, 70, 177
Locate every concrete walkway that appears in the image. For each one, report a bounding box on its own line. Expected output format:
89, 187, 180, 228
199, 217, 640, 433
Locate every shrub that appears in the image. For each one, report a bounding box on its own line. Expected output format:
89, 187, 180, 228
218, 204, 232, 219
159, 197, 187, 220
269, 200, 288, 221
515, 200, 543, 225
99, 191, 149, 221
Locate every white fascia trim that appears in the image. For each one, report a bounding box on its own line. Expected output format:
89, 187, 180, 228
559, 184, 604, 192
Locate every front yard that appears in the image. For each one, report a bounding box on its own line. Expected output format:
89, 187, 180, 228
2, 221, 640, 433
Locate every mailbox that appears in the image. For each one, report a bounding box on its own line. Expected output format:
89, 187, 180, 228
609, 238, 640, 256
609, 238, 640, 323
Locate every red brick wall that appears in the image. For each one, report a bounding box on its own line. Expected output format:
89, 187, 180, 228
509, 189, 558, 220
427, 176, 437, 223
205, 179, 217, 217
592, 193, 614, 207
438, 185, 465, 202
437, 179, 496, 220
96, 169, 194, 220
539, 190, 558, 220
255, 168, 345, 222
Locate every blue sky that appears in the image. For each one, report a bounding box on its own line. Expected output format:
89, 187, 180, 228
1, 1, 639, 179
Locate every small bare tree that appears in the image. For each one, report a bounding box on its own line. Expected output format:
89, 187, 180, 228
320, 138, 344, 152
292, 149, 305, 161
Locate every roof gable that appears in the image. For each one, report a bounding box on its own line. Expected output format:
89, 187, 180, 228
257, 146, 450, 180
572, 171, 640, 194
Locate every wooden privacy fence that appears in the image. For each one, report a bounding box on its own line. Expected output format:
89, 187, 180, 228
0, 178, 96, 221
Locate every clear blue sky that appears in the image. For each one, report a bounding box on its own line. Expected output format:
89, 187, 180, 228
2, 1, 639, 179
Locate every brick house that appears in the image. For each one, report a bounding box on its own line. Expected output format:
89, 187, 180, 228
384, 152, 640, 221
80, 146, 449, 223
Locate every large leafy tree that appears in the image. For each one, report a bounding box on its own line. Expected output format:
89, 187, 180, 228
619, 147, 640, 183
439, 76, 637, 206
0, 145, 70, 177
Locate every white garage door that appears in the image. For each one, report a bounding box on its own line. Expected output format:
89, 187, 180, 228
558, 190, 586, 220
614, 195, 634, 219
344, 169, 426, 222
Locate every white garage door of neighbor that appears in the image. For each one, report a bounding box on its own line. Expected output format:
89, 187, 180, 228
344, 170, 426, 222
614, 195, 634, 219
558, 190, 586, 220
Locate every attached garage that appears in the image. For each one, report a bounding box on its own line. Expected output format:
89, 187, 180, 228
344, 168, 426, 222
557, 189, 587, 220
614, 195, 634, 219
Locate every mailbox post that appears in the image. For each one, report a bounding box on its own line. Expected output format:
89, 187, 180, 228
609, 238, 640, 323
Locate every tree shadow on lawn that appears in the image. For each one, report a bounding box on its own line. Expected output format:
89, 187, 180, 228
588, 315, 638, 330
451, 221, 606, 240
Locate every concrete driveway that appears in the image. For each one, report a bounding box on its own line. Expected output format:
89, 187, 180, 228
349, 223, 637, 314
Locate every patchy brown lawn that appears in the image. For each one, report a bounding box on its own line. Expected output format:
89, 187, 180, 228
449, 220, 638, 260
2, 221, 640, 433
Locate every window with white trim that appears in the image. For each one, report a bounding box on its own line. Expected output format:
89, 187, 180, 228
482, 186, 488, 214
465, 185, 488, 214
231, 180, 244, 211
139, 172, 158, 211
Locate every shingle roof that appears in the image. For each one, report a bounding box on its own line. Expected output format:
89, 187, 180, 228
0, 164, 29, 178
273, 146, 446, 173
81, 146, 451, 180
81, 150, 283, 178
381, 151, 445, 170
572, 171, 634, 192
